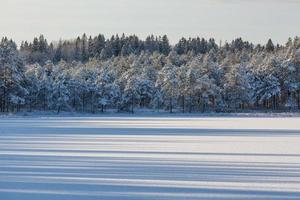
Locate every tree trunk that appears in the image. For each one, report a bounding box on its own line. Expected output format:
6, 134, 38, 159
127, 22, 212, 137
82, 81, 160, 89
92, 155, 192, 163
3, 87, 7, 112
182, 95, 185, 113
298, 90, 300, 110
211, 96, 216, 111
43, 88, 46, 111
91, 91, 94, 113
131, 93, 134, 114
72, 90, 76, 111
82, 94, 85, 112
57, 89, 61, 114
189, 95, 192, 113
169, 98, 173, 113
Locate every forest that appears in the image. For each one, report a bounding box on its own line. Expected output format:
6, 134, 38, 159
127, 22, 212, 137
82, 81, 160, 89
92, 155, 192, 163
1, 34, 300, 113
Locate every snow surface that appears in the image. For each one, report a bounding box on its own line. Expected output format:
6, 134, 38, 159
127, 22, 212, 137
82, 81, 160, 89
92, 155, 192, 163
0, 116, 300, 199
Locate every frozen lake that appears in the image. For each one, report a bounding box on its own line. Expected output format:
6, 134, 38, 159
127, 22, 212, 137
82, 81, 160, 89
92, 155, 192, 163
0, 116, 300, 199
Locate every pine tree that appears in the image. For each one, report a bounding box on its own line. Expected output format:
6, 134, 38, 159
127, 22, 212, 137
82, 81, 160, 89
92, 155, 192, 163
0, 37, 27, 112
266, 39, 275, 52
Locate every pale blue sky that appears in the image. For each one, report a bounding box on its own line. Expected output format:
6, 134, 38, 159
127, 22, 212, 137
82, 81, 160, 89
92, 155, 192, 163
1, 0, 300, 45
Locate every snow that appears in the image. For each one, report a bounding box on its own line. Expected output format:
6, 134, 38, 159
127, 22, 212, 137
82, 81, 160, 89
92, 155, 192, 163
1, 117, 300, 199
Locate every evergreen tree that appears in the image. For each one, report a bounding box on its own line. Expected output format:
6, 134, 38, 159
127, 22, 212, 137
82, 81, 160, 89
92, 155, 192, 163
266, 39, 275, 52
0, 37, 27, 112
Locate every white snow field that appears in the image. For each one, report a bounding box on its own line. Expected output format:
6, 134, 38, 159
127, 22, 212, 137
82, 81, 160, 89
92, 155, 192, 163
1, 116, 300, 200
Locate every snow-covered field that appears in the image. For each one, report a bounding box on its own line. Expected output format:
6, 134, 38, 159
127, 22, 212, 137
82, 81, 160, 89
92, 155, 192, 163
1, 116, 300, 200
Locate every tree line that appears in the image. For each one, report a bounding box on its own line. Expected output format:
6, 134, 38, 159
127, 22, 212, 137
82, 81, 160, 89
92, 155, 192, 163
1, 34, 300, 113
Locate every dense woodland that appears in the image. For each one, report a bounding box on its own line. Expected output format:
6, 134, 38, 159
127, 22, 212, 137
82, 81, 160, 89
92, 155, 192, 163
1, 34, 300, 113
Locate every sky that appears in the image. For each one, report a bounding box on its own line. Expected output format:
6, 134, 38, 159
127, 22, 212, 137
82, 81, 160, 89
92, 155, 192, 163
1, 0, 300, 45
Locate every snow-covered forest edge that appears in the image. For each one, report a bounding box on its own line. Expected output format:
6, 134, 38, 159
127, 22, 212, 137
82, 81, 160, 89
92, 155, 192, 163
2, 111, 300, 119
1, 34, 300, 114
